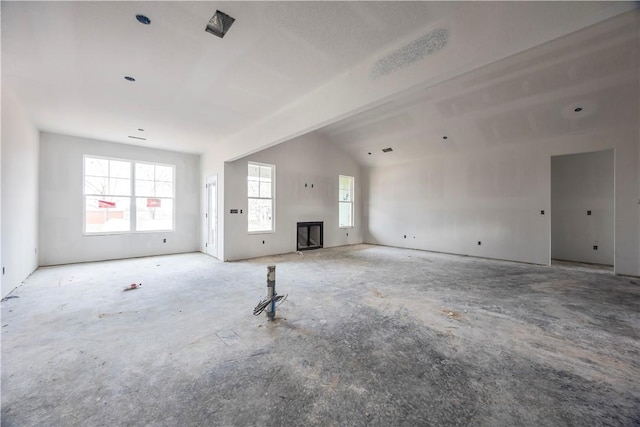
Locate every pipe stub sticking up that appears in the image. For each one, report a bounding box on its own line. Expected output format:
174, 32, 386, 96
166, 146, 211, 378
266, 265, 276, 320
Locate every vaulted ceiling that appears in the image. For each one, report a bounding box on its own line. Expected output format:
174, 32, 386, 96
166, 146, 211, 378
2, 2, 637, 164
318, 9, 639, 167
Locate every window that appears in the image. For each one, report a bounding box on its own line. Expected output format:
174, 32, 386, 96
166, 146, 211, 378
135, 162, 174, 231
248, 162, 274, 233
84, 157, 132, 233
339, 175, 354, 228
84, 156, 174, 234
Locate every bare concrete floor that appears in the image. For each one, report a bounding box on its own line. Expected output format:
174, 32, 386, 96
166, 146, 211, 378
2, 245, 639, 426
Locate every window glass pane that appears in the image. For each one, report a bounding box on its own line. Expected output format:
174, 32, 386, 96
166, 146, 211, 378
248, 163, 260, 178
260, 182, 272, 198
248, 199, 273, 232
85, 176, 107, 195
85, 196, 131, 233
260, 165, 272, 181
338, 175, 354, 227
248, 179, 260, 198
339, 175, 352, 190
109, 178, 131, 196
136, 198, 173, 231
136, 180, 154, 197
85, 157, 108, 177
110, 160, 130, 178
136, 163, 155, 181
155, 165, 173, 181
339, 202, 352, 227
248, 162, 274, 232
155, 181, 173, 198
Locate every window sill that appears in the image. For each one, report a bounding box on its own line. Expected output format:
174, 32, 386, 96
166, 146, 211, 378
248, 230, 275, 235
83, 229, 175, 236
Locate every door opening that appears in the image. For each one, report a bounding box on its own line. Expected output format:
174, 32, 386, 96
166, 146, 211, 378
550, 149, 614, 273
206, 176, 218, 258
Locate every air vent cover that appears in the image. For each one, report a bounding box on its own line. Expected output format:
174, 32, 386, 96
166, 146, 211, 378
382, 147, 393, 153
370, 28, 449, 79
205, 10, 235, 38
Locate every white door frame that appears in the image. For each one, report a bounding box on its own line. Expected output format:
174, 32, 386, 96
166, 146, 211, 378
205, 175, 218, 258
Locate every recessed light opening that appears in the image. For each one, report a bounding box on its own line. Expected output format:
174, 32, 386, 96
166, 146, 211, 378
574, 107, 583, 112
205, 10, 235, 38
137, 128, 144, 132
124, 76, 136, 82
382, 147, 393, 153
443, 136, 448, 140
136, 14, 151, 25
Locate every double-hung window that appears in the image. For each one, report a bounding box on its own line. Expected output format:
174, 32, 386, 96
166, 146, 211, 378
248, 162, 275, 233
339, 175, 354, 228
84, 157, 132, 233
84, 156, 174, 234
135, 162, 175, 231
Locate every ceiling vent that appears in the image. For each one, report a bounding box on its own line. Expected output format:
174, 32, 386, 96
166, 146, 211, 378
205, 10, 235, 38
382, 147, 393, 153
370, 28, 449, 79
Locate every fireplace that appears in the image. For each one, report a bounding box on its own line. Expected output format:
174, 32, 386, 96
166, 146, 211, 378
297, 221, 323, 251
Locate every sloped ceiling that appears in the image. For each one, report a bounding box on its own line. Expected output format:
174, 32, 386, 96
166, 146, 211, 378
2, 2, 637, 161
318, 10, 640, 167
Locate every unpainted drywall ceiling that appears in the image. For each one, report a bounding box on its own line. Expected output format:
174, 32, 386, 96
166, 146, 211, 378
2, 2, 635, 160
1, 1, 460, 154
318, 10, 639, 168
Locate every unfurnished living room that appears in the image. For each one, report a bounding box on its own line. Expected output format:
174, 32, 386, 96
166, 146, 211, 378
2, 2, 639, 426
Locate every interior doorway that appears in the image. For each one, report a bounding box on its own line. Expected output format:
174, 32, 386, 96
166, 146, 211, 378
206, 175, 218, 258
550, 149, 614, 273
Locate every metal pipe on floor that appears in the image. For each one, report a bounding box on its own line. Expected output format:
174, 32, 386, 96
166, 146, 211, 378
266, 265, 276, 321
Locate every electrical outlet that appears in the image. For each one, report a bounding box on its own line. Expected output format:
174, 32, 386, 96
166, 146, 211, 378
2, 267, 4, 275
346, 232, 348, 236
593, 245, 598, 250
163, 238, 167, 243
404, 235, 406, 239
478, 241, 482, 246
541, 210, 545, 215
262, 240, 265, 244
587, 210, 592, 216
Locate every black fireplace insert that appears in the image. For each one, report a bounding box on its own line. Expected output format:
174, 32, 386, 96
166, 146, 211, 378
297, 221, 323, 251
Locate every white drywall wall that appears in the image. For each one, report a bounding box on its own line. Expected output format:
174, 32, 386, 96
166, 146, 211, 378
365, 145, 550, 265
1, 91, 39, 297
364, 126, 640, 276
551, 150, 614, 265
224, 133, 362, 261
39, 133, 200, 265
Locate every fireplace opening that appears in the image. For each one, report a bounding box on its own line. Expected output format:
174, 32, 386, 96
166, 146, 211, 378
297, 221, 323, 251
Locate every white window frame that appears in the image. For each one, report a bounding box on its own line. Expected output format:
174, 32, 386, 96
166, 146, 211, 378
339, 175, 355, 228
247, 161, 275, 234
134, 160, 176, 233
83, 155, 175, 235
